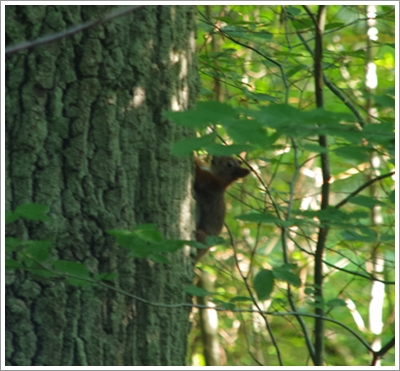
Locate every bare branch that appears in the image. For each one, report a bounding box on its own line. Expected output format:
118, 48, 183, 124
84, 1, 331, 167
312, 5, 328, 366
371, 337, 395, 366
5, 5, 145, 55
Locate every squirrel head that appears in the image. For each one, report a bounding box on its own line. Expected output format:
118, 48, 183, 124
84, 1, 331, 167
211, 156, 250, 188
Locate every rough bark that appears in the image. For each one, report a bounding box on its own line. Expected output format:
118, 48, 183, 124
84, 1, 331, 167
5, 5, 199, 366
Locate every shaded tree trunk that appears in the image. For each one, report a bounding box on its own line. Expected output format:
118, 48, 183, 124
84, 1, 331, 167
5, 5, 199, 366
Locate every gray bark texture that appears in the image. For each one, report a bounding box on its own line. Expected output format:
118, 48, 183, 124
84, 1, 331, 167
5, 5, 199, 366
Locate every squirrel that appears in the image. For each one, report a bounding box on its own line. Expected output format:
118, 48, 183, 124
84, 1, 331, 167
194, 155, 250, 261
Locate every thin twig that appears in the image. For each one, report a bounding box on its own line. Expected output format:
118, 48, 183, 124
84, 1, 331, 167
5, 5, 145, 55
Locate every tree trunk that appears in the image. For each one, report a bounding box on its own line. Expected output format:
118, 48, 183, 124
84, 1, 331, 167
5, 5, 199, 366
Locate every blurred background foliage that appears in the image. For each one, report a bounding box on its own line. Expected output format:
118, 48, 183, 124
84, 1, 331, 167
182, 4, 395, 366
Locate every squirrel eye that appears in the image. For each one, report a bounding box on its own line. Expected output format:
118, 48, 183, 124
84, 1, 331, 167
226, 161, 233, 168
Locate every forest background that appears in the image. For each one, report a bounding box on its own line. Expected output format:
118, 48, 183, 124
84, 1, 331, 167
4, 3, 396, 367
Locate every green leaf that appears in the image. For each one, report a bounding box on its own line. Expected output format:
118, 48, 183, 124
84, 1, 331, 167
26, 268, 55, 278
326, 298, 347, 307
186, 240, 208, 249
23, 240, 52, 263
304, 287, 314, 295
14, 203, 50, 222
359, 121, 394, 145
348, 195, 385, 208
184, 284, 210, 297
236, 212, 292, 227
253, 269, 274, 301
132, 225, 163, 244
334, 146, 370, 163
5, 237, 21, 254
325, 22, 345, 30
53, 260, 91, 285
388, 190, 395, 204
161, 239, 188, 252
94, 272, 118, 281
280, 263, 298, 270
380, 234, 395, 242
302, 144, 328, 154
53, 260, 90, 278
341, 230, 377, 242
204, 143, 255, 156
374, 94, 395, 108
5, 258, 24, 270
107, 229, 133, 237
253, 31, 273, 40
272, 267, 301, 287
67, 278, 93, 287
148, 253, 170, 264
230, 296, 253, 303
343, 49, 366, 58
292, 19, 314, 30
224, 118, 270, 147
286, 6, 301, 16
205, 236, 225, 247
5, 210, 19, 224
214, 16, 237, 24
128, 239, 153, 258
221, 25, 247, 38
286, 65, 309, 78
163, 101, 238, 129
108, 225, 184, 258
249, 93, 278, 103
171, 133, 217, 156
274, 51, 305, 57
213, 299, 236, 310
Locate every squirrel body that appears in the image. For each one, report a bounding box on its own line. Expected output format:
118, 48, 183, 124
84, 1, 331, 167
194, 156, 250, 260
